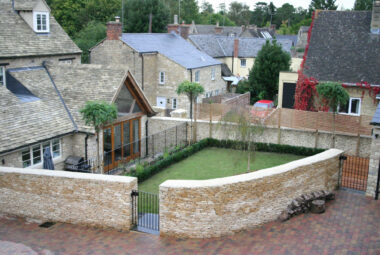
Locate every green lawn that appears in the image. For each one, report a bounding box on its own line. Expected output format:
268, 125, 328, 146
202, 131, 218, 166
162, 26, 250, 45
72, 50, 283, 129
139, 147, 305, 194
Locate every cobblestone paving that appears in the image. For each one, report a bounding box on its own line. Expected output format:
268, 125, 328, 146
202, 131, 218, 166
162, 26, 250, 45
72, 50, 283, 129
0, 190, 379, 255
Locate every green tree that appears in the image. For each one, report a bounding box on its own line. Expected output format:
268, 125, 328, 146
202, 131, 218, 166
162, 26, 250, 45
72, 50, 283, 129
274, 3, 296, 28
309, 0, 338, 11
74, 21, 106, 63
199, 13, 236, 26
165, 0, 200, 24
176, 81, 204, 142
228, 1, 251, 25
354, 0, 373, 10
316, 82, 349, 148
80, 101, 118, 173
201, 1, 214, 14
250, 2, 269, 27
248, 40, 291, 103
124, 0, 170, 32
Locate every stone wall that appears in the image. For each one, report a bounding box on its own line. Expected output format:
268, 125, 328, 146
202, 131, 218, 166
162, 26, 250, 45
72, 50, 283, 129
2, 54, 81, 69
148, 117, 371, 157
160, 149, 343, 238
0, 167, 137, 231
366, 127, 380, 197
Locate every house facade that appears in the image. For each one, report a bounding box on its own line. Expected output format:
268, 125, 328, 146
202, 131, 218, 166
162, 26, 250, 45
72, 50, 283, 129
90, 19, 226, 117
188, 34, 301, 78
0, 0, 82, 72
278, 4, 380, 117
0, 63, 155, 173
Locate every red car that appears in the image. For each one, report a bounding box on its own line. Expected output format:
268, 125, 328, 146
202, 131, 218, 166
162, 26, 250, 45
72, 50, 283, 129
251, 100, 275, 118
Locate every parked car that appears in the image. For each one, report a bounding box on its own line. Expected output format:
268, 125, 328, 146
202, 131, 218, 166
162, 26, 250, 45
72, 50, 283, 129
251, 100, 275, 118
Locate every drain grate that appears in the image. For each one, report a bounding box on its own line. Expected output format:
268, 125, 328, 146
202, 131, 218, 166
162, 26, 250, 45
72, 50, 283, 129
39, 222, 56, 228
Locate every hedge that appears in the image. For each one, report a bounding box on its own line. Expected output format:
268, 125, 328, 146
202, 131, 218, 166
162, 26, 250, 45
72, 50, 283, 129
126, 138, 325, 182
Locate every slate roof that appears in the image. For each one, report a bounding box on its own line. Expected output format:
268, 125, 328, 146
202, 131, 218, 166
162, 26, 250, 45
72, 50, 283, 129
371, 103, 380, 125
0, 0, 81, 58
275, 35, 298, 47
120, 33, 220, 69
13, 0, 40, 10
0, 63, 154, 154
194, 25, 242, 36
189, 35, 292, 58
303, 11, 380, 84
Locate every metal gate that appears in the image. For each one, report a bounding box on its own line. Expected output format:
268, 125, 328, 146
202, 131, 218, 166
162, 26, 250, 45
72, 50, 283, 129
340, 155, 369, 192
131, 190, 159, 234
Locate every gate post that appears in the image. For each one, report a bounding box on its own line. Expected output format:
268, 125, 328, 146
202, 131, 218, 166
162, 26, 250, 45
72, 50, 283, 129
338, 155, 347, 189
375, 159, 380, 200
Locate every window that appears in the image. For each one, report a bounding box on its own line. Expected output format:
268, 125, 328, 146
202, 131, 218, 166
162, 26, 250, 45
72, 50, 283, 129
59, 59, 73, 64
21, 139, 61, 168
195, 70, 200, 83
240, 59, 247, 67
0, 66, 5, 86
211, 68, 215, 81
172, 98, 177, 109
338, 98, 361, 116
33, 12, 49, 33
159, 71, 165, 84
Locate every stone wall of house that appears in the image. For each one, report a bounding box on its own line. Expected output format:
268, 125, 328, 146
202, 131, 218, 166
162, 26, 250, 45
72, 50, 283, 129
366, 127, 380, 197
0, 167, 137, 230
148, 117, 371, 157
160, 149, 343, 238
1, 54, 81, 69
0, 134, 76, 171
344, 87, 378, 116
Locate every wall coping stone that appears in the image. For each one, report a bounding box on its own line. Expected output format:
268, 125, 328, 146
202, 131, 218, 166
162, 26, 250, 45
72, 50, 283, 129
160, 149, 343, 189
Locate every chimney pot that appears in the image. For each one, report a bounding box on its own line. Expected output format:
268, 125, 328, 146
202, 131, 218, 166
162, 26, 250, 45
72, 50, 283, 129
174, 15, 178, 25
216, 21, 219, 27
115, 16, 120, 23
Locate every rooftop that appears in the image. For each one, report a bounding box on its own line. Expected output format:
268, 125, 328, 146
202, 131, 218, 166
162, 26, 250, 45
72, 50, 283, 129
120, 33, 220, 69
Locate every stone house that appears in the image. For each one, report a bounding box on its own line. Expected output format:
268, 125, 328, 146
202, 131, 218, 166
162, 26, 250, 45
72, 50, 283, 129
90, 19, 226, 117
278, 4, 380, 116
0, 63, 155, 173
0, 0, 82, 74
367, 103, 380, 197
188, 34, 301, 79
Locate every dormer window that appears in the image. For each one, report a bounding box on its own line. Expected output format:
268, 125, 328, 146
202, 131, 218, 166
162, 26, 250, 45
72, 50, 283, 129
33, 12, 49, 33
0, 66, 5, 86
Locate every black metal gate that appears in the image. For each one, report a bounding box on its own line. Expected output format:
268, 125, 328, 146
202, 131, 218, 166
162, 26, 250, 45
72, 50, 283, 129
131, 190, 159, 234
340, 155, 369, 192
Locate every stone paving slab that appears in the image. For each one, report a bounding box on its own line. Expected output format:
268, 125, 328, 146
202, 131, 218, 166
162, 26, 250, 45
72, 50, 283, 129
0, 190, 379, 255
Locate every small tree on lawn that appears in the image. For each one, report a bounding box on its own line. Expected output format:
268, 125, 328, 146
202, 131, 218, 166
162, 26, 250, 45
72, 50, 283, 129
80, 101, 117, 173
218, 107, 263, 172
248, 40, 291, 103
176, 81, 205, 143
316, 82, 349, 148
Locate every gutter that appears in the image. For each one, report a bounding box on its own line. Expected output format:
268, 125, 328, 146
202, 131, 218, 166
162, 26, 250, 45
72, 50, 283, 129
42, 61, 78, 131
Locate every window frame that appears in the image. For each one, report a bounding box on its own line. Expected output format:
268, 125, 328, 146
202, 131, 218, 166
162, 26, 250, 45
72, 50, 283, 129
159, 71, 165, 85
211, 67, 215, 81
338, 97, 361, 116
0, 66, 5, 86
195, 70, 200, 83
33, 11, 50, 33
240, 59, 247, 68
21, 139, 61, 168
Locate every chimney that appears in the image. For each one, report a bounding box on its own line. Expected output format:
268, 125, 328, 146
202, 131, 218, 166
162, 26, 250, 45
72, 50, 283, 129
215, 22, 223, 34
167, 15, 179, 33
371, 1, 380, 34
180, 23, 190, 39
234, 38, 239, 58
106, 16, 122, 40
241, 25, 246, 32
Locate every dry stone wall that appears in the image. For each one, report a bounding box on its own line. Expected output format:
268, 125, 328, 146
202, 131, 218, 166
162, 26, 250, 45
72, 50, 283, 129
0, 167, 137, 231
159, 149, 343, 238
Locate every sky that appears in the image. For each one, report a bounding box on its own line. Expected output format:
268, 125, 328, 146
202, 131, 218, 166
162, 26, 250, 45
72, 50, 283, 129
207, 0, 356, 11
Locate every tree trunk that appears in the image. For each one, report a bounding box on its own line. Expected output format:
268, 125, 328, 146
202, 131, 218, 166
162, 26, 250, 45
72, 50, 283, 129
332, 112, 336, 148
193, 98, 198, 143
96, 130, 102, 174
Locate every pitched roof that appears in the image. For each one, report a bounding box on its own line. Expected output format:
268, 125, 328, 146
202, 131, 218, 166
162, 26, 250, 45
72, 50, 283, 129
0, 0, 81, 58
303, 11, 380, 84
194, 25, 242, 36
371, 103, 380, 126
189, 35, 292, 58
0, 64, 154, 154
275, 35, 298, 47
120, 33, 221, 69
13, 0, 40, 10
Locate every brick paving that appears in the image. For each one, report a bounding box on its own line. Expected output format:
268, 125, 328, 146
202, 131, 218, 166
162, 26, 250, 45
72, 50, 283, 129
0, 190, 379, 255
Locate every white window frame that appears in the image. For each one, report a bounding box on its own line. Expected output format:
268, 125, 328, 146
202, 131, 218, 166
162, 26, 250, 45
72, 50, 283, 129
338, 97, 361, 116
21, 139, 61, 168
33, 12, 50, 33
159, 71, 165, 85
195, 70, 200, 83
172, 98, 177, 109
240, 59, 247, 68
211, 68, 215, 81
0, 66, 5, 86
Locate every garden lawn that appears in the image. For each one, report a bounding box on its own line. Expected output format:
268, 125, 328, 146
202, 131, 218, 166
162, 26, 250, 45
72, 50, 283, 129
139, 147, 305, 194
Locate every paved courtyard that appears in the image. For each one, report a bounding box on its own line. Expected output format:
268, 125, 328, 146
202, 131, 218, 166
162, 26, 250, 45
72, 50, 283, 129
0, 190, 379, 255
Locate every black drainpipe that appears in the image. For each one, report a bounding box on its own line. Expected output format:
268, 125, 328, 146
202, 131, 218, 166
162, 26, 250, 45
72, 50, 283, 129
141, 53, 144, 90
231, 51, 234, 74
145, 121, 149, 157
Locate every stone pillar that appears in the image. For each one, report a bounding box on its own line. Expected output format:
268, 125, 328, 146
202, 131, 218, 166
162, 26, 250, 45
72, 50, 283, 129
366, 127, 380, 197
